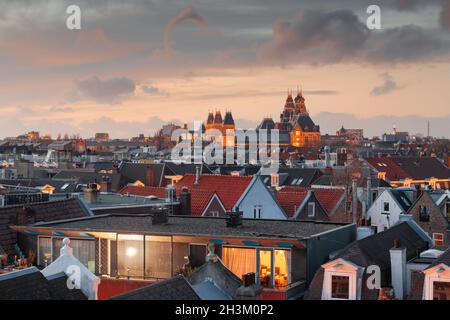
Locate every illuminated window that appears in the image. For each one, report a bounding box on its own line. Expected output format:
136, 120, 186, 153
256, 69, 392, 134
331, 275, 350, 299
259, 250, 272, 288
274, 250, 290, 289
118, 234, 144, 278
38, 237, 52, 267
222, 247, 256, 279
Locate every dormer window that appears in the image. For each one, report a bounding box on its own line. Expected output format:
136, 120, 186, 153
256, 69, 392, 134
331, 275, 350, 299
419, 205, 430, 222
321, 258, 361, 300
308, 202, 316, 218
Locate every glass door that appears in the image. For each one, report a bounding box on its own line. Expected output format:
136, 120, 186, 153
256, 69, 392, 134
258, 249, 272, 288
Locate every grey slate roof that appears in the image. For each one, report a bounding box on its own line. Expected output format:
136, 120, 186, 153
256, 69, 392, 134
0, 267, 87, 300
27, 214, 351, 240
0, 198, 90, 255
109, 275, 200, 300
305, 222, 429, 300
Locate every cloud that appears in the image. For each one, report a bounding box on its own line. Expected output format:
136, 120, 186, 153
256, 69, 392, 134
73, 76, 136, 104
365, 26, 443, 63
259, 10, 368, 64
395, 0, 417, 10
259, 9, 445, 65
371, 73, 398, 96
441, 0, 450, 29
138, 84, 166, 96
159, 6, 208, 57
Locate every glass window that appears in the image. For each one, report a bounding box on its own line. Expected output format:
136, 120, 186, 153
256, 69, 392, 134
259, 250, 272, 288
145, 235, 172, 279
433, 281, 450, 300
433, 233, 444, 246
331, 275, 349, 299
222, 247, 256, 280
117, 234, 144, 278
38, 237, 52, 267
274, 250, 291, 289
71, 239, 96, 272
383, 202, 390, 213
307, 202, 316, 218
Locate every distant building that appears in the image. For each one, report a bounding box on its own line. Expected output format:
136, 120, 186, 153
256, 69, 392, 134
382, 126, 409, 143
336, 126, 364, 142
94, 133, 110, 142
205, 110, 236, 146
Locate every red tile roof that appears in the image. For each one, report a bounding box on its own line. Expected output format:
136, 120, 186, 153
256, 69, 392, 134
276, 189, 309, 218
364, 157, 409, 181
189, 189, 216, 216
118, 186, 166, 198
175, 174, 252, 210
279, 186, 345, 215
312, 188, 345, 214
118, 185, 219, 216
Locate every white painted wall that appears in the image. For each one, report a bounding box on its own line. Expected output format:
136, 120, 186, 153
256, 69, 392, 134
235, 177, 287, 220
367, 190, 405, 233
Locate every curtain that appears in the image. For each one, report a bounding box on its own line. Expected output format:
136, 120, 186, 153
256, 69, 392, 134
274, 250, 291, 288
145, 236, 172, 279
222, 247, 256, 280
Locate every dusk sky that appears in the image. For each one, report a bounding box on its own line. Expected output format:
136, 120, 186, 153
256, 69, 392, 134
1, 0, 449, 138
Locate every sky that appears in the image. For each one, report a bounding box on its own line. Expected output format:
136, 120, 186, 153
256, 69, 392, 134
0, 0, 449, 138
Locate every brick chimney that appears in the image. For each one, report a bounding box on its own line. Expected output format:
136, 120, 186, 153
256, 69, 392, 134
179, 187, 191, 216
99, 176, 112, 193
83, 183, 99, 204
194, 165, 201, 185
390, 239, 407, 300
235, 272, 263, 300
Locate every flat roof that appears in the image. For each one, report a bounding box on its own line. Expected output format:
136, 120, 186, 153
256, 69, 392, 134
22, 214, 353, 240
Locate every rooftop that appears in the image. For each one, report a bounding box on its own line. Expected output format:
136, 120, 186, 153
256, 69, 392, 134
18, 214, 352, 241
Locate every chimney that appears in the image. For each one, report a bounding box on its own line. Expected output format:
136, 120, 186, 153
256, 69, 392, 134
324, 146, 331, 168
151, 209, 168, 225
194, 166, 200, 185
179, 187, 191, 216
366, 176, 372, 210
352, 178, 358, 224
99, 176, 112, 193
235, 272, 263, 300
390, 239, 407, 300
83, 183, 99, 204
226, 210, 243, 228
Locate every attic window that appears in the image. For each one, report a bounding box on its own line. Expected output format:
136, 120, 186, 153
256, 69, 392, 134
383, 202, 390, 213
419, 205, 430, 222
331, 275, 350, 299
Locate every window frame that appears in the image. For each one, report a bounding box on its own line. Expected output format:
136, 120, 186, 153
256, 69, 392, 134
307, 202, 316, 218
222, 245, 292, 289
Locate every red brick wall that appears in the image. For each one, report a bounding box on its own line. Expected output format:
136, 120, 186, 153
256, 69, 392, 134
97, 278, 153, 300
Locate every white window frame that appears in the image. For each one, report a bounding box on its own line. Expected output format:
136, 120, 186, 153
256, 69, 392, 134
433, 233, 444, 246
423, 264, 450, 300
307, 202, 316, 218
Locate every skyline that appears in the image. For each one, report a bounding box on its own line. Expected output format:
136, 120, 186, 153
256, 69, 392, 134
1, 0, 450, 138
